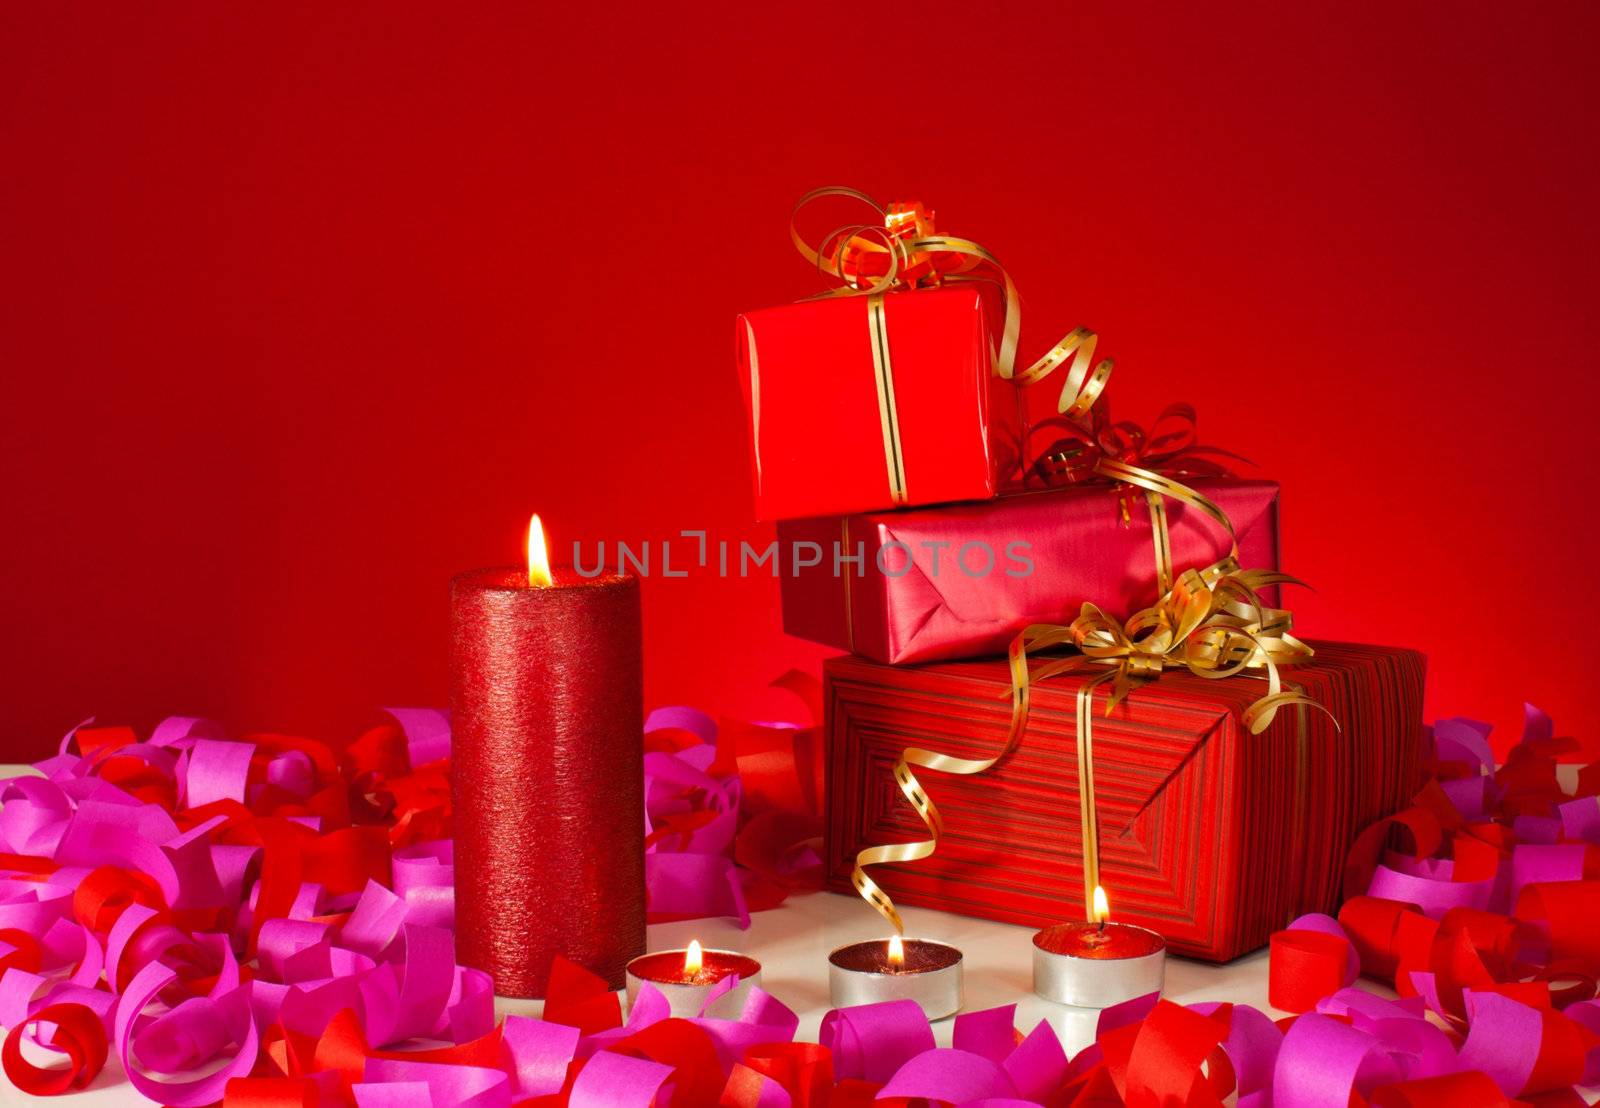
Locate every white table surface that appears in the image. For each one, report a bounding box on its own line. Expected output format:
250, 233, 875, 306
2, 765, 1590, 1104
0, 881, 1280, 1105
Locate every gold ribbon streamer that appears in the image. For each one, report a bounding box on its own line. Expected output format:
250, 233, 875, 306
866, 293, 909, 506
791, 187, 1114, 416
807, 186, 1335, 930
850, 553, 1335, 932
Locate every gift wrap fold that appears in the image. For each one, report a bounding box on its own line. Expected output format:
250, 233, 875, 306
780, 477, 1279, 667
824, 641, 1427, 962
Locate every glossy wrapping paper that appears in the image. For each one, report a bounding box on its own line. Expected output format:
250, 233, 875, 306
781, 477, 1280, 666
736, 284, 1023, 521
449, 568, 644, 996
824, 641, 1428, 962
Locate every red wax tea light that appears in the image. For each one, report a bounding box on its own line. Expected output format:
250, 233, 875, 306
451, 514, 645, 998
828, 934, 964, 1019
625, 940, 763, 1017
1033, 886, 1166, 1008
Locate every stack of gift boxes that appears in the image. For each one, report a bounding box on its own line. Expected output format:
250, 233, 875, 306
735, 191, 1428, 963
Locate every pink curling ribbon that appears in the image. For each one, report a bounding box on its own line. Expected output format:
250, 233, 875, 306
2, 698, 1600, 1105
642, 673, 824, 928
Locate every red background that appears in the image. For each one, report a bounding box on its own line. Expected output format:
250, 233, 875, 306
3, 3, 1596, 760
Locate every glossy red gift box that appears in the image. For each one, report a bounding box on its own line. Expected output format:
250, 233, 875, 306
779, 477, 1279, 666
736, 284, 1023, 521
824, 642, 1427, 962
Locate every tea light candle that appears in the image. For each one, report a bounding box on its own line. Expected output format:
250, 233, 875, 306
828, 934, 963, 1020
625, 940, 763, 1018
1033, 886, 1166, 1008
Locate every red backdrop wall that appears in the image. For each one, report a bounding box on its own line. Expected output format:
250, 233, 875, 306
3, 3, 1596, 760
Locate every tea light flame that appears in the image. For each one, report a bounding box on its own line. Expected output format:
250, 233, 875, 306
684, 939, 703, 976
527, 513, 553, 588
887, 934, 905, 968
1092, 885, 1110, 925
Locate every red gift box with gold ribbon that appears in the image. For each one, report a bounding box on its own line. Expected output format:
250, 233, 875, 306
823, 642, 1428, 962
737, 187, 1127, 522
737, 283, 1023, 521
778, 476, 1280, 666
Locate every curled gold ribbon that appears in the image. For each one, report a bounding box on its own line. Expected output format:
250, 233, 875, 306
849, 727, 1021, 935
851, 551, 1335, 932
808, 186, 1336, 930
865, 293, 909, 506
1015, 559, 1335, 916
791, 187, 1114, 417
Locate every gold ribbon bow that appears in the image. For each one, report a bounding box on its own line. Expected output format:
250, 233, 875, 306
805, 187, 1336, 932
800, 185, 1337, 928
1005, 556, 1330, 911
851, 545, 1334, 933
791, 186, 1115, 419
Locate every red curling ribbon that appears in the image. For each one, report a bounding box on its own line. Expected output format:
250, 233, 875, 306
541, 955, 624, 1036
1343, 804, 1443, 901
1412, 778, 1469, 832
380, 763, 453, 849
223, 1076, 320, 1108
726, 672, 826, 822
97, 755, 179, 809
73, 725, 138, 756
825, 1079, 886, 1108
248, 823, 316, 952
73, 865, 166, 933
1060, 1062, 1125, 1108
1, 1001, 109, 1094
259, 1021, 317, 1080
344, 722, 412, 779
1577, 762, 1600, 797
1437, 907, 1524, 976
1391, 911, 1443, 999
612, 1018, 725, 1106
733, 1041, 835, 1108
1337, 896, 1423, 980
306, 1008, 505, 1091
1199, 1043, 1237, 1104
309, 1011, 369, 1096
1516, 881, 1600, 969
1449, 832, 1507, 883
248, 732, 340, 782
1269, 929, 1354, 1013
1369, 1071, 1514, 1108
720, 1062, 788, 1108
1525, 1007, 1600, 1095
643, 725, 705, 756
1100, 999, 1229, 1107
300, 825, 392, 894
0, 927, 43, 976
0, 853, 58, 877
643, 691, 824, 927
1427, 927, 1503, 1021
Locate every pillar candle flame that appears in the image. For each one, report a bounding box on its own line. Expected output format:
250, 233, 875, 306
1092, 885, 1110, 924
684, 939, 703, 976
527, 513, 553, 588
887, 933, 905, 968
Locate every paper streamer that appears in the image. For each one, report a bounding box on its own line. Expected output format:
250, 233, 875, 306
1, 698, 1598, 1105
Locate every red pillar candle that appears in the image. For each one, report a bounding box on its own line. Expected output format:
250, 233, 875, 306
450, 515, 644, 997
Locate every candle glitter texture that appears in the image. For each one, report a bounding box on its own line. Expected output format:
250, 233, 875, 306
450, 567, 644, 997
